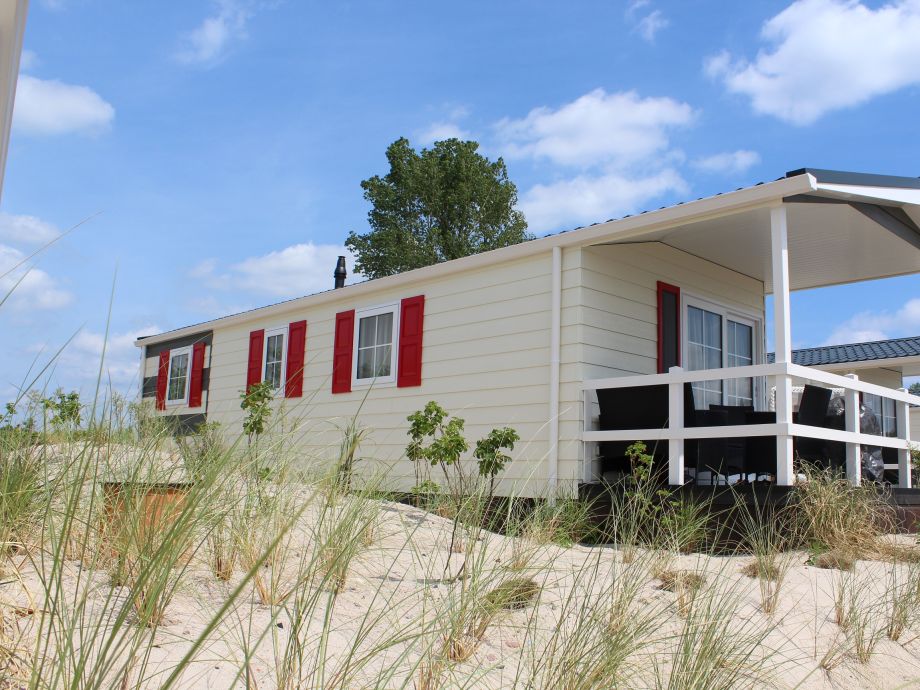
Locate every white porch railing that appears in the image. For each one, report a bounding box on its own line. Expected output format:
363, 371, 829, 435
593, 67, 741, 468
581, 362, 920, 488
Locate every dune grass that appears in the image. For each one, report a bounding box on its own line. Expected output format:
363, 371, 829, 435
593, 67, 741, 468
3, 254, 920, 687
4, 411, 920, 687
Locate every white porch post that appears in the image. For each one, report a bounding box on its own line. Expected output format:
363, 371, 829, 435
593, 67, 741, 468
668, 366, 685, 485
770, 205, 795, 486
897, 388, 912, 489
844, 373, 861, 486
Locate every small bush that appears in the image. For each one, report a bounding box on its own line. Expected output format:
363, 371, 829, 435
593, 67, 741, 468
741, 560, 781, 581
483, 577, 539, 611
811, 548, 856, 571
658, 570, 705, 617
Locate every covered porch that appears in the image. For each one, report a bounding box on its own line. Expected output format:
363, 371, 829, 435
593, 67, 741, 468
581, 169, 920, 490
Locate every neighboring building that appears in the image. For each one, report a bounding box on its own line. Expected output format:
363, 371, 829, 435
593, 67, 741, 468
136, 168, 920, 496
770, 337, 920, 442
0, 1, 29, 201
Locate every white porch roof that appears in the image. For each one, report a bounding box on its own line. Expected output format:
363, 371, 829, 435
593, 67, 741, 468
137, 167, 920, 346
598, 169, 920, 293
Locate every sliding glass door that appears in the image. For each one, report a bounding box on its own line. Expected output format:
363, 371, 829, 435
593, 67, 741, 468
686, 301, 757, 410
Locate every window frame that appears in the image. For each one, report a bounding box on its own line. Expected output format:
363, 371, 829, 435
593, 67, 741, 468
681, 293, 763, 409
862, 393, 898, 437
165, 346, 192, 406
262, 325, 289, 393
352, 302, 399, 387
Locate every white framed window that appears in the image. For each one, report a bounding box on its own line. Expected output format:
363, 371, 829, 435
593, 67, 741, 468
683, 295, 761, 410
353, 303, 398, 385
263, 326, 288, 391
863, 393, 898, 437
166, 346, 192, 405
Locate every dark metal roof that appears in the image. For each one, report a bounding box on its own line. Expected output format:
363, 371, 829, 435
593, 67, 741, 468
767, 336, 920, 367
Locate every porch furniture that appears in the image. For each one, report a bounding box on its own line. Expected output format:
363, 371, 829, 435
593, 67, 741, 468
597, 383, 696, 482
744, 411, 779, 480
596, 384, 668, 480
793, 384, 834, 468
588, 366, 916, 490
694, 405, 747, 484
597, 384, 755, 485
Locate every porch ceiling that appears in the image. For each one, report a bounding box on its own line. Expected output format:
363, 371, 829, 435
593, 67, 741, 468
600, 196, 920, 293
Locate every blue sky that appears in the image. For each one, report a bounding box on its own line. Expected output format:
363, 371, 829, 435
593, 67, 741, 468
2, 0, 920, 400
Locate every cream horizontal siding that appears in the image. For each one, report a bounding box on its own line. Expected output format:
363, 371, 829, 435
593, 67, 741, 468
144, 241, 770, 497
578, 243, 764, 381
204, 253, 557, 496
831, 366, 903, 390
574, 243, 766, 482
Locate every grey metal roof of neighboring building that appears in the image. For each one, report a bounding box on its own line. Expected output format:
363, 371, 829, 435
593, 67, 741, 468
767, 336, 920, 367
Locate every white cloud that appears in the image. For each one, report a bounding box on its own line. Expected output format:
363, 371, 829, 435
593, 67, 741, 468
519, 168, 688, 234
626, 0, 651, 14
635, 9, 669, 42
0, 244, 72, 310
495, 89, 694, 168
493, 88, 694, 232
0, 213, 59, 245
625, 1, 668, 42
193, 242, 359, 300
13, 74, 114, 135
692, 149, 761, 174
185, 295, 253, 319
823, 297, 920, 345
59, 325, 158, 388
418, 122, 472, 145
176, 0, 252, 66
706, 0, 920, 125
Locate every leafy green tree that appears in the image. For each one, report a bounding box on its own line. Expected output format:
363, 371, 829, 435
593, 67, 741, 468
474, 427, 519, 501
347, 138, 532, 279
239, 381, 273, 446
909, 382, 920, 396
406, 400, 469, 497
41, 389, 82, 431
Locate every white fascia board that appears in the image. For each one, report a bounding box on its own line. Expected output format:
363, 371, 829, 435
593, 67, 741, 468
135, 173, 817, 348
814, 183, 920, 207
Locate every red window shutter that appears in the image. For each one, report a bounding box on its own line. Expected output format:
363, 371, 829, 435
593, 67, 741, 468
246, 329, 265, 392
188, 342, 206, 408
657, 281, 681, 374
285, 320, 307, 398
155, 350, 169, 411
331, 310, 355, 394
397, 295, 425, 388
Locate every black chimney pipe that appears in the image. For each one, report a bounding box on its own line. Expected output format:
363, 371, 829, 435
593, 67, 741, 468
334, 255, 347, 289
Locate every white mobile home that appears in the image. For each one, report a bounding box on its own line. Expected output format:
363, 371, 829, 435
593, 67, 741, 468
135, 168, 920, 497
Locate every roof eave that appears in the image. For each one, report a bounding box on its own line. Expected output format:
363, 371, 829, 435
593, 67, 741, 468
135, 172, 818, 348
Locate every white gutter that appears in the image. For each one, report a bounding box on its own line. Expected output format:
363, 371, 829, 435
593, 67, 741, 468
548, 246, 561, 500
135, 173, 818, 347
